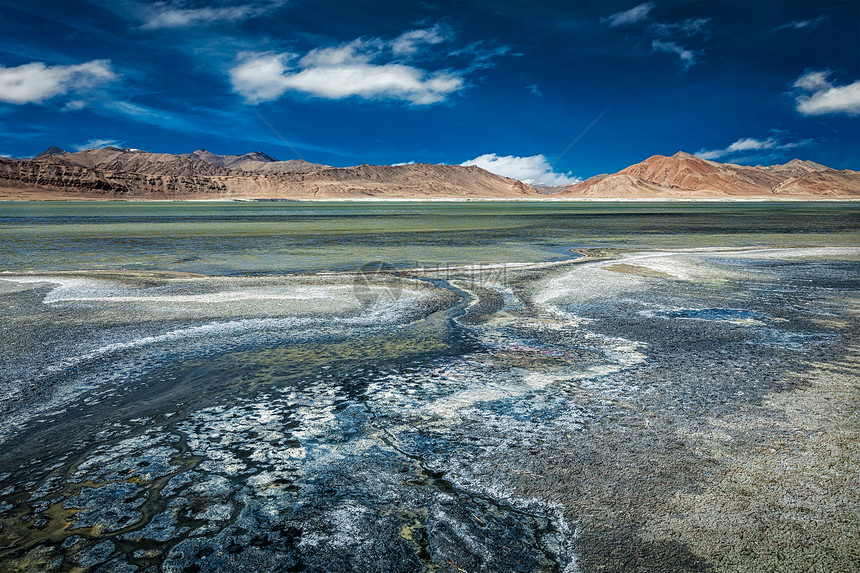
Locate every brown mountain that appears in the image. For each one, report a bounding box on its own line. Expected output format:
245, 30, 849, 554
560, 152, 860, 198
42, 147, 235, 177
772, 169, 860, 196
24, 146, 330, 178
1, 147, 857, 200
0, 147, 531, 200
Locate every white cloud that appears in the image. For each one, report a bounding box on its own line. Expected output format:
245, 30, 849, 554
229, 28, 498, 105
527, 84, 542, 96
605, 2, 654, 27
792, 71, 860, 116
391, 24, 451, 56
461, 154, 581, 186
651, 40, 696, 69
63, 100, 87, 111
696, 136, 812, 160
230, 53, 294, 102
140, 1, 281, 29
793, 70, 830, 91
74, 138, 124, 151
230, 51, 462, 105
0, 60, 116, 105
773, 16, 829, 32
391, 160, 416, 166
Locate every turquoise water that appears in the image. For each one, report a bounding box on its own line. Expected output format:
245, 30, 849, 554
1, 201, 858, 274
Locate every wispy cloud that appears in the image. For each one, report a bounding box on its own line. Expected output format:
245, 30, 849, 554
391, 23, 452, 56
649, 16, 709, 69
63, 100, 88, 111
792, 70, 860, 116
461, 153, 580, 186
696, 136, 812, 161
773, 16, 829, 33
140, 1, 284, 30
651, 40, 697, 69
92, 100, 235, 135
527, 84, 542, 96
103, 100, 195, 129
230, 27, 508, 105
448, 41, 513, 72
604, 3, 654, 27
0, 60, 116, 105
604, 6, 708, 70
74, 138, 124, 151
652, 18, 710, 37
89, 99, 347, 157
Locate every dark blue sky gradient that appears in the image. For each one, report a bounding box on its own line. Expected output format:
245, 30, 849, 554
0, 0, 858, 178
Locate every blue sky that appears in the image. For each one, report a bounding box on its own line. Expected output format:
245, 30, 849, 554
0, 1, 858, 183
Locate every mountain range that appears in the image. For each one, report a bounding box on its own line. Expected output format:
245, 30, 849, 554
0, 146, 528, 200
1, 146, 857, 200
561, 152, 860, 199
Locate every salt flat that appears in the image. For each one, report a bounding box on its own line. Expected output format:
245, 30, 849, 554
0, 202, 858, 572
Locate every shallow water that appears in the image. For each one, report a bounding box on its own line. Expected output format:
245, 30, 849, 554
2, 201, 857, 273
0, 201, 858, 572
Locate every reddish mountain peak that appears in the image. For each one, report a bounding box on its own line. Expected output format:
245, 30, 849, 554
620, 151, 718, 183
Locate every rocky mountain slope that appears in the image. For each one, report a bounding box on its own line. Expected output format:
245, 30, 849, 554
560, 152, 860, 198
0, 147, 531, 199
183, 149, 329, 174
